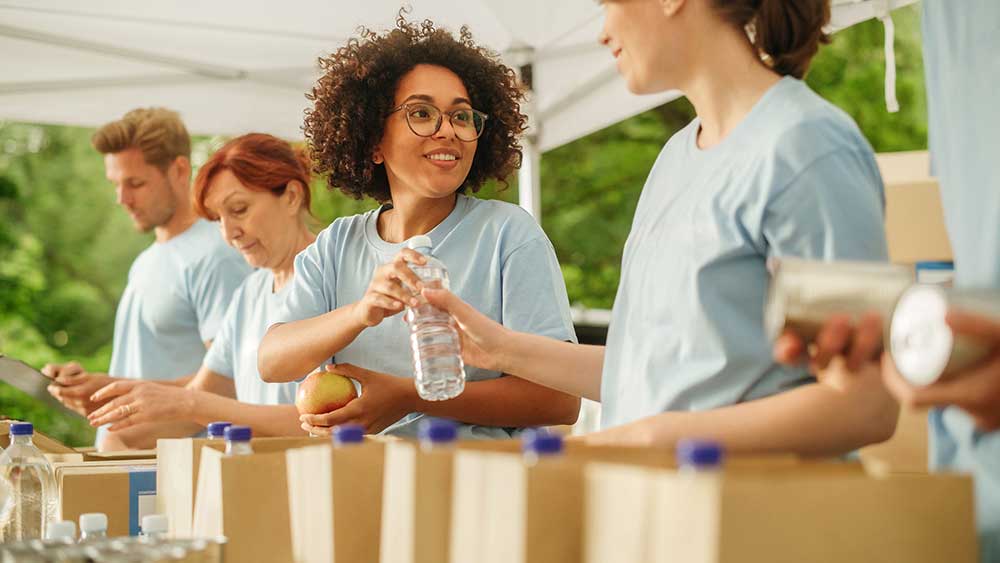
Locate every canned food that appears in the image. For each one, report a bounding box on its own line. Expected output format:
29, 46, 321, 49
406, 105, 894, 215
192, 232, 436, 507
890, 285, 1000, 386
764, 258, 914, 342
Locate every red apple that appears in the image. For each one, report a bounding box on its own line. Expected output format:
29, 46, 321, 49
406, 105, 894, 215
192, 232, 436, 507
295, 370, 358, 415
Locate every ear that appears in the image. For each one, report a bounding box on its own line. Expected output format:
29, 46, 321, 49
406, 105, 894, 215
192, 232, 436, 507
170, 156, 191, 187
660, 0, 685, 17
283, 180, 306, 214
372, 150, 384, 165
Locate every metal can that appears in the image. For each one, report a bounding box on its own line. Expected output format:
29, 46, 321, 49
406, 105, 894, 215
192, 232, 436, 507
764, 258, 914, 343
889, 285, 1000, 386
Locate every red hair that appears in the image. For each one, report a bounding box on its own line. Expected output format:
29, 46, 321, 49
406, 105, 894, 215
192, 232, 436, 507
193, 133, 313, 220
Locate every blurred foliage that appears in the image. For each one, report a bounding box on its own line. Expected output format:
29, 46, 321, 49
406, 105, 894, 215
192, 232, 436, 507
0, 8, 927, 446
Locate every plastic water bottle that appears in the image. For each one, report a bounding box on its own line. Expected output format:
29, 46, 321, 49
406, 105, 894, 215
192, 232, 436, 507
224, 426, 254, 456
78, 512, 108, 542
0, 449, 11, 542
332, 424, 364, 448
0, 422, 58, 541
141, 514, 169, 540
521, 429, 564, 466
418, 418, 458, 452
403, 235, 466, 401
46, 520, 76, 542
676, 439, 724, 474
206, 421, 232, 440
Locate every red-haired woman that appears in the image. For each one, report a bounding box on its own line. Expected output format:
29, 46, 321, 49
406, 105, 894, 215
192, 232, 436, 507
85, 133, 316, 444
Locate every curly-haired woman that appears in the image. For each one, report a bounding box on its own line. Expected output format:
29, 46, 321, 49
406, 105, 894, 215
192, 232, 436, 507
258, 17, 579, 438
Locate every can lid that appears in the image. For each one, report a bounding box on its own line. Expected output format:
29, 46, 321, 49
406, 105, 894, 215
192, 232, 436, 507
418, 418, 458, 444
224, 425, 252, 442
890, 284, 952, 386
521, 429, 563, 456
676, 439, 723, 468
46, 520, 77, 541
405, 235, 432, 251
142, 514, 169, 535
79, 513, 108, 533
9, 422, 33, 436
333, 424, 364, 445
206, 421, 232, 437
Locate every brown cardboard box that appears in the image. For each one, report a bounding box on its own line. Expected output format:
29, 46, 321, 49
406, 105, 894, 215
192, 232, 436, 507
0, 421, 77, 454
877, 151, 953, 264
54, 459, 157, 537
189, 437, 319, 562
286, 441, 386, 563
586, 462, 977, 563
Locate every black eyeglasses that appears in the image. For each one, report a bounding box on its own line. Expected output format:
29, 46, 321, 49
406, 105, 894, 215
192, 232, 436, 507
387, 102, 488, 142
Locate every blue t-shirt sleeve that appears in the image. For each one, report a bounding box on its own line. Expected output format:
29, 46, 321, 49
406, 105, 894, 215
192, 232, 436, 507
501, 237, 578, 343
275, 230, 336, 325
188, 253, 251, 343
762, 148, 889, 261
201, 284, 244, 379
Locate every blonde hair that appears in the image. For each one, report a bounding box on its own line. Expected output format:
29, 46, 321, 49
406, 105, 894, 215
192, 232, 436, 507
91, 107, 191, 170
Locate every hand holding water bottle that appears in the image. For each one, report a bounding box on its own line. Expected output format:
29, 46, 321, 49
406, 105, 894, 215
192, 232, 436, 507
351, 248, 428, 328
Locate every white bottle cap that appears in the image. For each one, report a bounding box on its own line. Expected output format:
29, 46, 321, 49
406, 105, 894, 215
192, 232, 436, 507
406, 235, 432, 251
46, 520, 77, 540
142, 514, 169, 535
79, 512, 108, 533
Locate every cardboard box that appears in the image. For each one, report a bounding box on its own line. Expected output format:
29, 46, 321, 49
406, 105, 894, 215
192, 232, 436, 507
286, 441, 386, 563
586, 462, 977, 563
54, 459, 157, 537
0, 421, 77, 454
189, 437, 319, 562
877, 151, 954, 264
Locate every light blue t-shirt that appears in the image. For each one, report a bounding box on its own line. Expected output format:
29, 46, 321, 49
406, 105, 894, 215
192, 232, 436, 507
101, 219, 251, 444
923, 2, 1000, 560
275, 194, 577, 439
600, 77, 888, 429
202, 268, 299, 406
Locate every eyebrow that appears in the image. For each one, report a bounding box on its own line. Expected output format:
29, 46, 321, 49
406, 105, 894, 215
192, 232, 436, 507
401, 94, 472, 106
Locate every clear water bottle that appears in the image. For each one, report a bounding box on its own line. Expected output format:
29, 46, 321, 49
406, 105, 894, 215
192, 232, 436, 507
418, 418, 458, 452
0, 448, 11, 542
403, 235, 466, 401
141, 514, 169, 540
676, 439, 724, 474
46, 520, 76, 542
332, 424, 364, 448
521, 429, 564, 466
206, 421, 232, 440
0, 422, 58, 541
224, 426, 254, 456
79, 513, 108, 542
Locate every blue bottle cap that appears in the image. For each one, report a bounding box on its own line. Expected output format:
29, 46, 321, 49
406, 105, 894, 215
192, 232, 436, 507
206, 422, 232, 438
224, 425, 252, 442
418, 418, 458, 444
915, 261, 954, 271
521, 429, 563, 456
676, 439, 723, 468
333, 424, 364, 445
9, 422, 33, 436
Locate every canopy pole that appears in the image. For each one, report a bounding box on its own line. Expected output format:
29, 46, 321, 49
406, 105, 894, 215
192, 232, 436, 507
518, 135, 542, 222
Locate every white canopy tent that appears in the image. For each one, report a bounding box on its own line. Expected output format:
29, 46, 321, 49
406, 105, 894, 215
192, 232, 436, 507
0, 0, 916, 221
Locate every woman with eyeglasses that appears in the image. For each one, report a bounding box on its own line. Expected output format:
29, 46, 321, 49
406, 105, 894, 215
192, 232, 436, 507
424, 0, 899, 455
257, 16, 580, 438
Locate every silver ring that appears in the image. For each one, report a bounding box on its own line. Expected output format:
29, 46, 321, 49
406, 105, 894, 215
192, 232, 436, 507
121, 404, 132, 417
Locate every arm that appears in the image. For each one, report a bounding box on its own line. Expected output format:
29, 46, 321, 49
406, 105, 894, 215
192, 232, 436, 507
424, 288, 605, 400
259, 248, 430, 383
586, 356, 899, 456
300, 363, 580, 434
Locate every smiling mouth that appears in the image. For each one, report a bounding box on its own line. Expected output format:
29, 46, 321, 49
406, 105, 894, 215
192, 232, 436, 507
425, 154, 459, 162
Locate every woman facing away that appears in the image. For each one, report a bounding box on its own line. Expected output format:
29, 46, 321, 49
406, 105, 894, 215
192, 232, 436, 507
426, 0, 899, 455
257, 16, 580, 438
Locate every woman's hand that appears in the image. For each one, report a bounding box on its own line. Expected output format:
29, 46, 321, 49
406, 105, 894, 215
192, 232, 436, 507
86, 380, 196, 431
299, 364, 415, 435
351, 249, 427, 328
423, 288, 511, 373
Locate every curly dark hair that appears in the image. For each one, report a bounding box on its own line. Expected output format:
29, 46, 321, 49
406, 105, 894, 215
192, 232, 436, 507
304, 14, 527, 203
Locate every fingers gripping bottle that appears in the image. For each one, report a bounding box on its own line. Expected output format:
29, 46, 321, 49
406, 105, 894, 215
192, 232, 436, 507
404, 235, 466, 401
